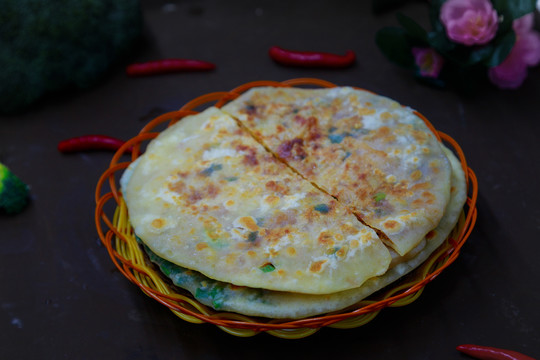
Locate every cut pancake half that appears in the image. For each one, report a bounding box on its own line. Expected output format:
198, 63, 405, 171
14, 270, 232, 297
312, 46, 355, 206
222, 87, 452, 256
122, 107, 391, 295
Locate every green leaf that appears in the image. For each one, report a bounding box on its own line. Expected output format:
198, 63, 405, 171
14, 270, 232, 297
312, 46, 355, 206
396, 12, 428, 43
375, 27, 415, 68
427, 31, 457, 56
429, 0, 446, 32
485, 30, 516, 67
467, 45, 495, 65
493, 0, 536, 21
373, 192, 386, 202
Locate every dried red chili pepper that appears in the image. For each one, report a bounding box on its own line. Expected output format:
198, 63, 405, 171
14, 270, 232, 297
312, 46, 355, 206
126, 58, 215, 76
58, 135, 130, 153
268, 46, 356, 68
457, 344, 536, 360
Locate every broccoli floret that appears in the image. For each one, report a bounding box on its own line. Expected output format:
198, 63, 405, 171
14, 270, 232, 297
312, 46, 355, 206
0, 163, 30, 214
0, 0, 142, 115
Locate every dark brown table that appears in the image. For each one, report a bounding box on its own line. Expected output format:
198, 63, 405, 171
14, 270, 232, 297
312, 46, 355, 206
2, 1, 539, 358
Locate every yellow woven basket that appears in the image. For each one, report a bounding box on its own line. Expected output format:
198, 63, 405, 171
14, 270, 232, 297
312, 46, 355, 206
95, 78, 478, 339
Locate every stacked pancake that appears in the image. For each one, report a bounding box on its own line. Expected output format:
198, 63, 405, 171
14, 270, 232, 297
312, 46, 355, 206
120, 87, 467, 319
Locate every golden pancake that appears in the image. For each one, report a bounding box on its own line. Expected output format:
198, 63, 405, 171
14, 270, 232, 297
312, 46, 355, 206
122, 107, 391, 295
222, 87, 452, 256
142, 145, 466, 319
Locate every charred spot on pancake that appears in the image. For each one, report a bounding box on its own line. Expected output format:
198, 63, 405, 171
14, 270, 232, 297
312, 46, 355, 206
235, 144, 259, 166
318, 231, 335, 246
340, 221, 360, 235
168, 180, 185, 194
411, 129, 429, 144
309, 260, 327, 273
293, 114, 309, 125
411, 170, 423, 181
277, 138, 306, 160
383, 219, 401, 232
243, 149, 259, 166
264, 195, 280, 206
265, 180, 290, 195
238, 216, 259, 231
294, 115, 322, 141
205, 183, 220, 199
336, 245, 349, 258
151, 218, 165, 228
380, 111, 393, 120
187, 188, 203, 204
286, 246, 297, 256
196, 242, 209, 251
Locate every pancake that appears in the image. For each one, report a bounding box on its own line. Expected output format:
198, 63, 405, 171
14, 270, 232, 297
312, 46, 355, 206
222, 87, 452, 256
142, 145, 466, 319
122, 107, 391, 295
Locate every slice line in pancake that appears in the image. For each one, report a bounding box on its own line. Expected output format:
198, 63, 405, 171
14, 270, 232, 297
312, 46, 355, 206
222, 104, 424, 259
220, 87, 453, 257
228, 109, 340, 201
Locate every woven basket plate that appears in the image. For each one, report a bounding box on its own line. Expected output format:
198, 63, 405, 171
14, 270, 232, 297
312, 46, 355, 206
95, 78, 478, 338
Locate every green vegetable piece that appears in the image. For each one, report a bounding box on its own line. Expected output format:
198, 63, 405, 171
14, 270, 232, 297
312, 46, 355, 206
314, 204, 330, 214
0, 163, 29, 214
352, 128, 370, 136
328, 133, 345, 144
342, 151, 352, 161
224, 176, 238, 182
326, 247, 339, 255
200, 163, 222, 177
259, 263, 275, 273
247, 231, 258, 242
373, 192, 387, 202
195, 284, 225, 309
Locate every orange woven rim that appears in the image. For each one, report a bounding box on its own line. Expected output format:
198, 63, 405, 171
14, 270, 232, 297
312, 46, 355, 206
95, 78, 478, 335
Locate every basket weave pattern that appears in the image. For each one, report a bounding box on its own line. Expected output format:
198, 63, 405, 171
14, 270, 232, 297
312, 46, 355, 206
95, 78, 478, 338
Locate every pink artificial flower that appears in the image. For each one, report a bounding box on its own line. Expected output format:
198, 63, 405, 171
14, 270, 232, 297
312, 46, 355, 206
489, 14, 540, 89
440, 0, 499, 46
412, 47, 445, 78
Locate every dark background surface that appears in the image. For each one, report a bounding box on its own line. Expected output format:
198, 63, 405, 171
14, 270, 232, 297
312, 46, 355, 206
1, 1, 539, 359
